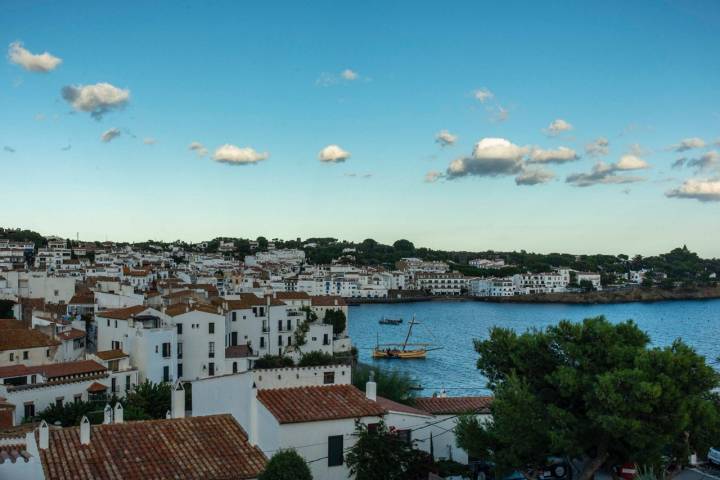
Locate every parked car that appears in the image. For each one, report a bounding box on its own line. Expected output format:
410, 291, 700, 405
709, 447, 720, 466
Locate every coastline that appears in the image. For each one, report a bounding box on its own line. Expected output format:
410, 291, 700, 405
347, 287, 720, 306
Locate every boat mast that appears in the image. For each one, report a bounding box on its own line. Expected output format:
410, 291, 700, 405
402, 315, 416, 351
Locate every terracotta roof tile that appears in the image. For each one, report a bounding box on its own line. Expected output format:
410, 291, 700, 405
225, 344, 254, 358
257, 384, 385, 424
274, 292, 311, 300
309, 295, 347, 307
375, 396, 431, 416
412, 396, 493, 415
0, 319, 25, 329
95, 305, 148, 320
0, 328, 60, 351
39, 414, 267, 480
68, 293, 94, 305
164, 303, 220, 317
37, 360, 106, 380
86, 382, 107, 393
57, 329, 86, 341
94, 349, 128, 361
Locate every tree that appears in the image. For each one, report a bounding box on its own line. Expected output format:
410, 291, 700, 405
125, 380, 171, 419
258, 449, 313, 480
578, 279, 595, 292
456, 316, 720, 480
298, 350, 335, 367
351, 363, 417, 405
323, 309, 346, 336
254, 354, 295, 369
0, 300, 15, 318
292, 321, 310, 354
345, 420, 435, 480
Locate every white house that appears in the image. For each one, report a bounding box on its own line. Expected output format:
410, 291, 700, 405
164, 303, 225, 380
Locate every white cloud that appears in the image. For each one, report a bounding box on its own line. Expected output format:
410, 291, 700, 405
341, 69, 358, 81
616, 154, 649, 170
666, 178, 720, 202
473, 88, 494, 103
515, 168, 555, 186
319, 144, 351, 163
101, 128, 121, 143
528, 146, 579, 164
425, 171, 442, 183
61, 83, 130, 119
143, 138, 157, 145
566, 155, 649, 187
189, 142, 208, 157
446, 138, 528, 179
8, 41, 62, 72
544, 119, 573, 136
435, 130, 458, 147
213, 144, 269, 165
585, 137, 609, 157
686, 150, 720, 173
670, 137, 706, 152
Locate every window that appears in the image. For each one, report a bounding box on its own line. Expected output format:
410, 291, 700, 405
232, 312, 237, 322
23, 351, 28, 360
30, 374, 37, 384
277, 320, 282, 331
55, 397, 63, 408
177, 323, 183, 335
260, 337, 265, 348
328, 435, 343, 467
208, 362, 215, 376
209, 322, 215, 334
46, 348, 51, 357
163, 366, 170, 383
323, 333, 330, 346
278, 336, 283, 346
107, 318, 110, 327
287, 335, 292, 346
125, 375, 131, 392
111, 377, 117, 393
114, 320, 117, 328
178, 363, 183, 378
108, 360, 119, 372
9, 353, 13, 361
231, 332, 238, 346
232, 362, 238, 373
177, 342, 183, 359
324, 371, 335, 384
24, 403, 35, 419
112, 340, 121, 351
396, 429, 411, 445
209, 342, 215, 358
286, 319, 291, 331
162, 343, 171, 358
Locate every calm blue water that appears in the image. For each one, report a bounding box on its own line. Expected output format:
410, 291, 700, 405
348, 299, 720, 396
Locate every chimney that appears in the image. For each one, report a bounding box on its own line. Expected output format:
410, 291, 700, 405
114, 402, 124, 424
365, 371, 377, 401
166, 410, 171, 419
334, 299, 338, 306
171, 380, 185, 418
39, 420, 49, 449
79, 416, 91, 445
103, 404, 113, 424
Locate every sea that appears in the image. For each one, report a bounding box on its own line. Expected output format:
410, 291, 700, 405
348, 299, 720, 396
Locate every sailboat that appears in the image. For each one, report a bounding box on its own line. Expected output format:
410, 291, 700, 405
372, 315, 442, 359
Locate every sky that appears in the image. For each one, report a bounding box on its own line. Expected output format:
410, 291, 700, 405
1, 1, 719, 256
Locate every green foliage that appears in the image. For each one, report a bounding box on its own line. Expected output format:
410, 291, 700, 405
125, 380, 171, 419
300, 306, 318, 323
258, 449, 313, 480
35, 395, 151, 426
323, 309, 346, 335
254, 354, 295, 369
578, 279, 596, 292
345, 420, 435, 480
298, 350, 335, 367
457, 316, 720, 480
0, 300, 15, 318
352, 363, 417, 405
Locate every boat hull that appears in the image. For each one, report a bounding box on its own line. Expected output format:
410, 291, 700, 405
372, 349, 427, 359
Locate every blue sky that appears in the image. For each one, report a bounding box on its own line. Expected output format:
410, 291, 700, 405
1, 1, 719, 256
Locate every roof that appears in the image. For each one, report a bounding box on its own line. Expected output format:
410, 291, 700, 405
95, 305, 148, 320
0, 319, 25, 329
37, 360, 106, 380
274, 291, 311, 300
57, 329, 86, 341
94, 349, 128, 361
412, 396, 493, 415
39, 414, 267, 480
225, 344, 254, 358
0, 328, 60, 351
87, 382, 107, 393
164, 303, 220, 317
0, 443, 31, 464
257, 385, 385, 424
309, 295, 347, 307
68, 293, 94, 305
375, 396, 431, 416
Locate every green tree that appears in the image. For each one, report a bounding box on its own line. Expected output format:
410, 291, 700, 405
258, 449, 313, 480
345, 420, 434, 480
292, 321, 310, 354
254, 354, 295, 369
352, 363, 417, 405
578, 279, 595, 292
323, 309, 346, 336
125, 380, 171, 419
456, 316, 720, 480
298, 350, 335, 367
